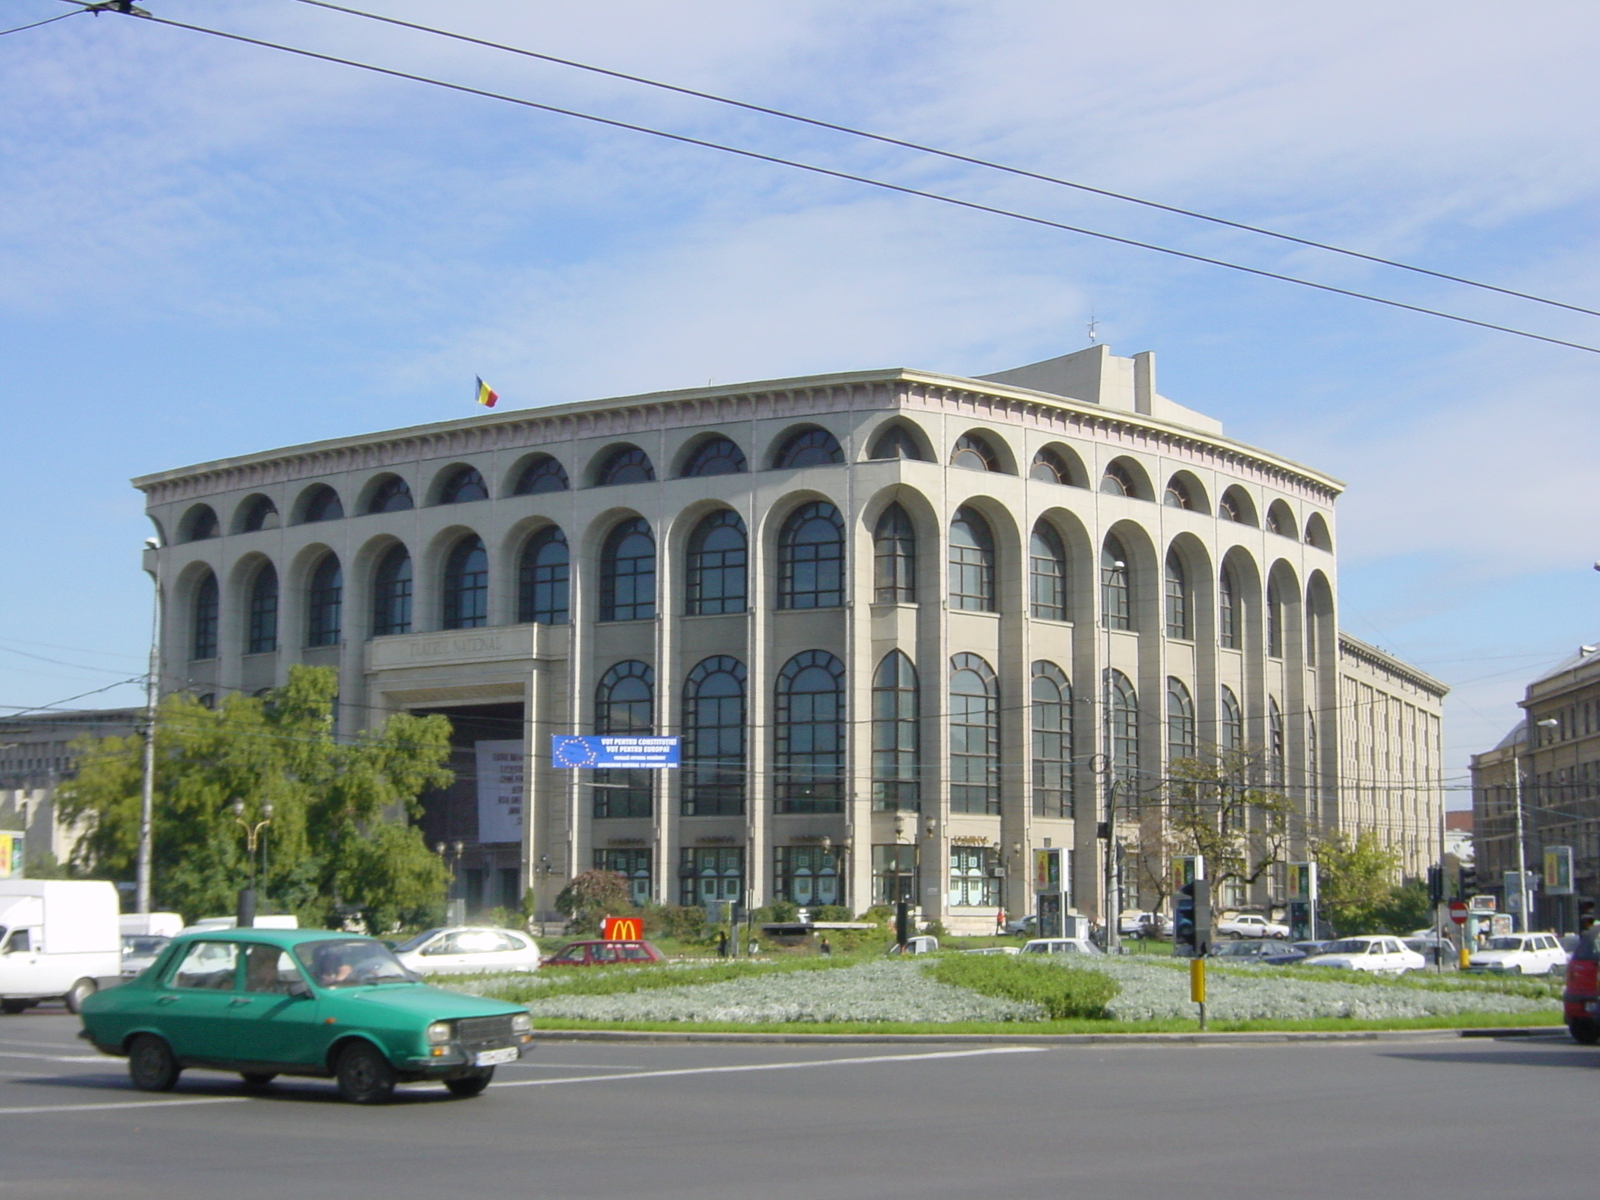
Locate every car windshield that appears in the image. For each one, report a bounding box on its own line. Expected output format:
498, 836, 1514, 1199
1319, 940, 1374, 955
295, 937, 415, 987
122, 935, 170, 956
1484, 937, 1527, 951
390, 927, 445, 954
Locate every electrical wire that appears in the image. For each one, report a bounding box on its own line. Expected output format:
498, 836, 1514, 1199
0, 9, 80, 36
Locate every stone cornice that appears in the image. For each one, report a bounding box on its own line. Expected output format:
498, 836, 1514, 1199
1339, 631, 1449, 698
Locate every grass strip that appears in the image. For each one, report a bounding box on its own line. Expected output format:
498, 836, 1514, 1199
475, 957, 841, 1003
926, 955, 1119, 1019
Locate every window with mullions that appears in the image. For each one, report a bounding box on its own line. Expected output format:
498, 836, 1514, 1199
682, 656, 746, 816
1100, 462, 1137, 497
1220, 686, 1243, 752
868, 424, 927, 461
1218, 566, 1239, 649
371, 545, 412, 636
439, 467, 488, 504
872, 651, 920, 811
1030, 448, 1074, 484
679, 847, 743, 908
594, 848, 652, 907
1164, 476, 1195, 509
442, 536, 488, 630
1268, 697, 1285, 786
599, 518, 656, 621
366, 477, 413, 513
514, 455, 569, 494
1165, 550, 1191, 639
686, 511, 747, 615
1105, 669, 1139, 782
517, 527, 568, 625
192, 572, 218, 660
1029, 522, 1067, 620
682, 436, 747, 477
307, 554, 342, 647
774, 428, 842, 468
949, 846, 1000, 908
949, 507, 996, 612
950, 433, 999, 471
775, 651, 845, 813
1266, 579, 1284, 658
872, 844, 918, 906
873, 504, 916, 604
593, 661, 654, 819
777, 503, 844, 609
773, 845, 843, 907
1101, 536, 1131, 630
247, 564, 278, 654
1031, 663, 1073, 819
1167, 678, 1195, 764
950, 653, 999, 815
597, 447, 655, 486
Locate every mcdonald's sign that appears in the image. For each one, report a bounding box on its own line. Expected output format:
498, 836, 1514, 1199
601, 916, 643, 941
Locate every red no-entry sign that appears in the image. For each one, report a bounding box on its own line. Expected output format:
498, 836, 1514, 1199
1448, 900, 1469, 925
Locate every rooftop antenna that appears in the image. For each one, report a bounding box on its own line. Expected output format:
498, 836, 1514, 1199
1087, 308, 1100, 344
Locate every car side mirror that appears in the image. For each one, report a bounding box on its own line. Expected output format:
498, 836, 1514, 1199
286, 979, 313, 999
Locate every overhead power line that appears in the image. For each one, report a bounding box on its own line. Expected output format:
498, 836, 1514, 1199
0, 8, 81, 36
83, 6, 1600, 356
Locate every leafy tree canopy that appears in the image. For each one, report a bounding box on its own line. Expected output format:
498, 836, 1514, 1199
1314, 829, 1404, 936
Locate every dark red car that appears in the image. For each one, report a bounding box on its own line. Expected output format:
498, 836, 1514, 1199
542, 940, 665, 967
1562, 928, 1600, 1043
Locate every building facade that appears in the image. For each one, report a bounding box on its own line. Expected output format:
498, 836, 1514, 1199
133, 344, 1441, 931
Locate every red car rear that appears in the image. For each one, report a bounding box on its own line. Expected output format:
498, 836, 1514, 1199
1562, 929, 1600, 1043
542, 940, 665, 967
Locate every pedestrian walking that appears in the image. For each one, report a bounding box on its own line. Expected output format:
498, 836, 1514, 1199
819, 936, 832, 957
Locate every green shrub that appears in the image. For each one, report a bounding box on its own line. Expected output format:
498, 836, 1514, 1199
812, 904, 853, 922
648, 905, 710, 941
928, 955, 1119, 1020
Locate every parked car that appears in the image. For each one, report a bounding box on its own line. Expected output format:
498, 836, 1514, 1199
887, 936, 940, 955
1001, 914, 1037, 937
78, 928, 533, 1103
1292, 939, 1331, 958
1562, 928, 1600, 1043
959, 946, 1020, 956
119, 934, 171, 979
1215, 913, 1290, 940
542, 940, 665, 966
0, 880, 122, 1014
391, 926, 541, 975
1300, 936, 1425, 974
1466, 932, 1568, 976
1119, 910, 1169, 938
1019, 937, 1104, 957
1209, 938, 1305, 966
1402, 936, 1455, 967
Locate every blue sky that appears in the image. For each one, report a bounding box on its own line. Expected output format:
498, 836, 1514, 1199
4, 1, 1599, 807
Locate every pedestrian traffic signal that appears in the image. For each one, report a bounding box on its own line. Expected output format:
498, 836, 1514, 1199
1175, 878, 1211, 956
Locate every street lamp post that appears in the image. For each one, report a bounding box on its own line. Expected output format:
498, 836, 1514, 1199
231, 799, 273, 928
136, 537, 162, 915
1516, 717, 1561, 932
1101, 558, 1125, 955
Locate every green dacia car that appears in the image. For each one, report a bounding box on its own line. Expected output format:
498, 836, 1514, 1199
79, 927, 533, 1103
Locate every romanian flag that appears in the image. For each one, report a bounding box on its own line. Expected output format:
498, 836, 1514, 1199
475, 376, 499, 408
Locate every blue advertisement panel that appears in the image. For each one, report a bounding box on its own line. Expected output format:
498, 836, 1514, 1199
550, 735, 680, 769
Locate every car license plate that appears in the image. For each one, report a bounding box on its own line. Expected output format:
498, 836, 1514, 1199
474, 1046, 518, 1067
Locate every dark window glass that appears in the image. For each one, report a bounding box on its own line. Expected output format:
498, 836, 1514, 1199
775, 428, 843, 468
597, 447, 655, 485
775, 651, 845, 813
951, 433, 999, 471
679, 847, 743, 907
1029, 523, 1067, 620
949, 506, 996, 612
1269, 697, 1285, 785
1219, 489, 1252, 525
371, 545, 412, 636
872, 844, 918, 906
686, 511, 747, 615
1106, 669, 1139, 781
777, 502, 844, 609
1220, 687, 1243, 752
367, 477, 414, 513
868, 425, 927, 461
247, 564, 278, 654
773, 845, 844, 907
872, 651, 919, 811
440, 468, 488, 504
1100, 463, 1136, 497
1219, 567, 1239, 649
600, 518, 656, 621
192, 573, 218, 660
682, 437, 747, 477
307, 555, 342, 646
682, 656, 746, 816
442, 537, 488, 629
187, 507, 219, 541
1101, 536, 1131, 630
593, 848, 652, 907
1031, 662, 1072, 819
514, 456, 569, 494
1030, 449, 1072, 484
593, 661, 654, 818
517, 527, 569, 625
1267, 579, 1284, 657
1167, 678, 1195, 763
241, 497, 279, 532
873, 504, 916, 604
1165, 551, 1191, 639
950, 653, 999, 815
302, 486, 343, 523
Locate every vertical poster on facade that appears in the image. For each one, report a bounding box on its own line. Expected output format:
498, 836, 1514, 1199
0, 831, 22, 879
474, 741, 524, 844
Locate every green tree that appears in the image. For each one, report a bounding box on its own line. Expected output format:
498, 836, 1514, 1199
57, 666, 454, 932
1156, 748, 1293, 905
1314, 829, 1403, 936
555, 869, 633, 934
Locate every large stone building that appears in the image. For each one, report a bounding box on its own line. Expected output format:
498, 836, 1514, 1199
0, 708, 142, 873
133, 344, 1444, 931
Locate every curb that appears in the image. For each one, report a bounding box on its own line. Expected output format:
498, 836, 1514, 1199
528, 1026, 1560, 1047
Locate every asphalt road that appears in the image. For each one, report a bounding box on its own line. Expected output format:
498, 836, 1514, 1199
0, 1009, 1590, 1199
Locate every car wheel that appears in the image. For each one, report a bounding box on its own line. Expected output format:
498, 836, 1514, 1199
335, 1042, 397, 1105
239, 1072, 278, 1087
1, 999, 33, 1015
128, 1035, 181, 1092
1569, 1018, 1600, 1045
64, 978, 97, 1014
445, 1068, 494, 1098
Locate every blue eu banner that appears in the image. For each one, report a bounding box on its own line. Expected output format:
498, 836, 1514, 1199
551, 736, 680, 769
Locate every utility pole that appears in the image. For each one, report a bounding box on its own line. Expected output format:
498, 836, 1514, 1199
135, 540, 161, 915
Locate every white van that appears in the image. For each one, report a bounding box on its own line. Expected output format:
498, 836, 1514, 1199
0, 880, 122, 1013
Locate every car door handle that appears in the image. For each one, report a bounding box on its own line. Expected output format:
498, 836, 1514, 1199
228, 997, 254, 1007
156, 995, 178, 1005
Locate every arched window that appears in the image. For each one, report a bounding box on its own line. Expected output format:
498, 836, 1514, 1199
775, 651, 845, 813
950, 433, 999, 471
872, 651, 919, 811
599, 518, 656, 622
366, 477, 413, 514
191, 572, 218, 660
1269, 697, 1285, 785
593, 661, 654, 818
1164, 550, 1191, 639
1030, 448, 1073, 484
949, 506, 996, 612
1307, 714, 1320, 794
873, 504, 916, 604
439, 467, 488, 505
184, 506, 219, 541
1100, 462, 1137, 497
1219, 487, 1253, 526
777, 502, 844, 609
682, 656, 746, 816
517, 527, 568, 625
685, 510, 747, 615
1266, 578, 1284, 658
514, 455, 569, 494
774, 428, 843, 468
307, 554, 342, 647
1218, 566, 1240, 650
247, 564, 278, 654
1167, 678, 1195, 763
950, 654, 999, 815
1105, 669, 1139, 781
597, 447, 655, 486
1031, 662, 1073, 819
682, 437, 747, 477
1029, 522, 1067, 620
1305, 512, 1333, 552
371, 545, 412, 636
1220, 686, 1243, 752
1266, 501, 1297, 539
868, 424, 927, 461
1101, 535, 1131, 630
1164, 476, 1194, 509
301, 486, 343, 523
240, 496, 279, 532
442, 536, 488, 629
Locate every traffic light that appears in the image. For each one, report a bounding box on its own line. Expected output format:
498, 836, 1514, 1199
1458, 864, 1477, 897
1428, 866, 1444, 905
1175, 878, 1211, 956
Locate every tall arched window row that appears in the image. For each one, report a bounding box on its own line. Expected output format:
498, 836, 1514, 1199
307, 555, 342, 647
247, 564, 278, 654
1166, 677, 1196, 764
1218, 566, 1240, 650
1164, 551, 1191, 639
685, 510, 747, 615
442, 537, 489, 630
514, 455, 569, 494
366, 477, 413, 514
597, 447, 655, 486
868, 424, 928, 461
774, 428, 843, 468
371, 545, 413, 636
950, 653, 999, 815
871, 651, 919, 811
191, 572, 219, 660
950, 433, 1000, 472
1268, 697, 1286, 786
439, 468, 488, 505
1029, 522, 1068, 621
949, 506, 996, 612
599, 518, 656, 622
1031, 662, 1073, 819
777, 502, 844, 609
593, 661, 654, 818
1105, 669, 1139, 782
682, 437, 747, 477
1266, 579, 1284, 658
774, 651, 846, 813
873, 504, 916, 604
682, 656, 746, 816
1101, 535, 1131, 630
518, 527, 569, 625
300, 486, 343, 524
1219, 686, 1243, 752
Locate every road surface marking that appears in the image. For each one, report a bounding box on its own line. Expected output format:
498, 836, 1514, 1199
0, 1050, 108, 1063
0, 1096, 251, 1116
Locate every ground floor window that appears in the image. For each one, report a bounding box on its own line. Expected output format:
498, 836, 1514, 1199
679, 847, 744, 908
594, 848, 653, 906
872, 844, 918, 907
772, 845, 843, 908
949, 846, 1001, 908
593, 769, 652, 818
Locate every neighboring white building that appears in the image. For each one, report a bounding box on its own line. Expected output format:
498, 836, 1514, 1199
132, 344, 1442, 931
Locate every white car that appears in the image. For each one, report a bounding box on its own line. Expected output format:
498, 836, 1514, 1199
1466, 932, 1568, 976
1215, 913, 1290, 940
391, 926, 541, 975
1020, 937, 1104, 957
1300, 935, 1425, 975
